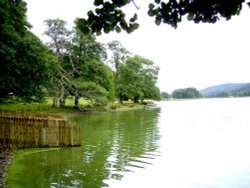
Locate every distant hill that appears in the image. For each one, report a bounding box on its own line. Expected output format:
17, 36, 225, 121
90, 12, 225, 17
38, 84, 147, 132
200, 83, 250, 98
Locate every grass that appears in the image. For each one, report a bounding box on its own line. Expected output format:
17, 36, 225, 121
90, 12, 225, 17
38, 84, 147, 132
0, 98, 145, 117
0, 98, 90, 116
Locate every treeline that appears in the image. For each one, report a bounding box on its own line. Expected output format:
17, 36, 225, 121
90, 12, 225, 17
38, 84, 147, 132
162, 84, 250, 100
0, 1, 161, 108
161, 87, 202, 99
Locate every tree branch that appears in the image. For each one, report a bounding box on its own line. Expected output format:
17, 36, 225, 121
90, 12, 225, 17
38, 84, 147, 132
131, 0, 140, 10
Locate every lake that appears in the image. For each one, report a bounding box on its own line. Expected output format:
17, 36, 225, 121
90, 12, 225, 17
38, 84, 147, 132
8, 98, 250, 188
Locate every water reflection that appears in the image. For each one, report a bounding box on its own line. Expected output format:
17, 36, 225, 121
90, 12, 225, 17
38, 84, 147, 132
73, 108, 161, 187
8, 108, 161, 188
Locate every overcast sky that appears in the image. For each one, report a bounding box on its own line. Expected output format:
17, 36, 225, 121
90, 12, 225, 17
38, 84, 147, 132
24, 0, 250, 93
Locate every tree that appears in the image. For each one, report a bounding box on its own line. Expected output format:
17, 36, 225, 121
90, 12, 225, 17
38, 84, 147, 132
44, 19, 71, 56
44, 19, 115, 108
171, 87, 202, 99
70, 27, 115, 103
161, 92, 171, 99
107, 40, 130, 74
116, 55, 160, 103
77, 0, 247, 34
0, 0, 52, 102
72, 80, 109, 108
44, 19, 73, 107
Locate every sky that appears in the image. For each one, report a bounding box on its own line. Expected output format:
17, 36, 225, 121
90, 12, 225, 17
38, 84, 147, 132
24, 0, 250, 93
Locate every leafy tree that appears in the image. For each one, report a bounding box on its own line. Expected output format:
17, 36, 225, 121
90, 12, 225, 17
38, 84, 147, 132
0, 0, 52, 102
107, 40, 130, 74
44, 19, 73, 107
44, 19, 115, 107
117, 55, 160, 103
172, 87, 202, 99
107, 40, 130, 101
72, 80, 109, 108
44, 19, 72, 56
77, 0, 247, 34
161, 92, 171, 99
70, 27, 115, 102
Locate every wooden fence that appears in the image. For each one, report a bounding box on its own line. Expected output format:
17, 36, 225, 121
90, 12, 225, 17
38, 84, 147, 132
0, 116, 81, 149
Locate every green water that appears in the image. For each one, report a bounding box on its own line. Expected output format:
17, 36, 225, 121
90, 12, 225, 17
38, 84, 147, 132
8, 108, 161, 188
9, 98, 250, 188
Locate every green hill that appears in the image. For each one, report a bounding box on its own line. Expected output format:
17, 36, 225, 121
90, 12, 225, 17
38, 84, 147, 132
200, 83, 250, 98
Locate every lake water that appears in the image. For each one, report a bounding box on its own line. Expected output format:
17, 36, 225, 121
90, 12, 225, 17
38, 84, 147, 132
8, 98, 250, 188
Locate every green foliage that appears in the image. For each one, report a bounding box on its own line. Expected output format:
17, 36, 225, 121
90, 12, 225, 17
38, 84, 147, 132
10, 31, 53, 102
172, 87, 202, 99
73, 80, 109, 107
161, 92, 171, 99
44, 19, 71, 55
107, 40, 130, 73
116, 55, 161, 103
70, 29, 114, 100
78, 0, 246, 34
76, 0, 139, 35
44, 19, 115, 107
0, 0, 52, 102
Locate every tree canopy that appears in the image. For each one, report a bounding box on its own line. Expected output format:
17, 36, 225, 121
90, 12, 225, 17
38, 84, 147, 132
116, 55, 161, 103
171, 87, 202, 99
0, 0, 53, 102
77, 0, 248, 34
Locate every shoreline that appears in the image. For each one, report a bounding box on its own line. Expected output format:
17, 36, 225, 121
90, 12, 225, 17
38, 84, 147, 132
0, 102, 157, 187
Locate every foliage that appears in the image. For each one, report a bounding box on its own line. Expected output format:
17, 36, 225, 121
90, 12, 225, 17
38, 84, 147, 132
107, 40, 130, 73
0, 0, 162, 108
71, 28, 115, 100
171, 87, 202, 99
161, 92, 171, 99
116, 55, 161, 103
0, 0, 53, 102
77, 0, 246, 34
44, 19, 115, 107
44, 19, 73, 107
73, 80, 109, 107
9, 31, 54, 102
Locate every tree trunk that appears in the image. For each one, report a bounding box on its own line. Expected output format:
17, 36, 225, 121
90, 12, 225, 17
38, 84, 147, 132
52, 98, 58, 107
59, 96, 66, 107
134, 96, 139, 103
74, 96, 79, 108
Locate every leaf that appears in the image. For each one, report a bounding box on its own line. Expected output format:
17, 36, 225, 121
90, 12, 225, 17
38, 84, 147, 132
187, 13, 194, 21
149, 3, 155, 9
148, 9, 155, 17
131, 23, 139, 31
155, 19, 161, 25
104, 26, 110, 34
155, 0, 161, 4
94, 0, 103, 6
87, 10, 94, 18
129, 13, 138, 23
115, 26, 121, 33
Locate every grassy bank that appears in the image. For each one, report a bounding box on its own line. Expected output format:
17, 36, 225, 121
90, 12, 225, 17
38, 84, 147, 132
0, 98, 146, 117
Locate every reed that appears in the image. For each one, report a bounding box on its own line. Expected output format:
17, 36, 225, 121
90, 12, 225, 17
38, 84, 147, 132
0, 116, 81, 149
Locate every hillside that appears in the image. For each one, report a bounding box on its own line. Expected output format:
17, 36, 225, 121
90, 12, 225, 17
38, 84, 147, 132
200, 83, 250, 98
